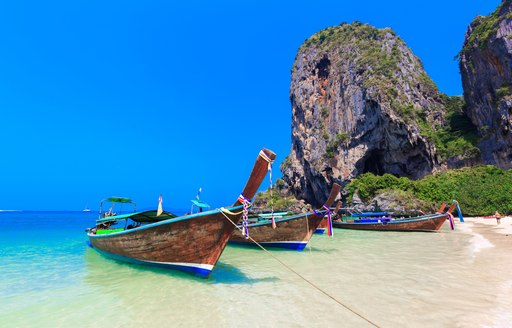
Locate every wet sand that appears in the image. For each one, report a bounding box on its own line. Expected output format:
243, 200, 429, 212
436, 216, 512, 327
461, 216, 512, 256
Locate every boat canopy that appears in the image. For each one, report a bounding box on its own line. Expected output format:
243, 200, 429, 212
191, 200, 210, 208
102, 197, 134, 204
99, 196, 137, 217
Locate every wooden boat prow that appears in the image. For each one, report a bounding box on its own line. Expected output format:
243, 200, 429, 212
316, 200, 343, 233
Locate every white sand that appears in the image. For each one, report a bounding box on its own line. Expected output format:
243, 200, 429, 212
462, 216, 512, 235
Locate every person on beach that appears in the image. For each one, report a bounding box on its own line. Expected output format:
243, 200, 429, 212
494, 211, 502, 225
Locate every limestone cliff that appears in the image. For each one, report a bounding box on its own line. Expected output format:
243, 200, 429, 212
459, 0, 512, 169
281, 22, 449, 206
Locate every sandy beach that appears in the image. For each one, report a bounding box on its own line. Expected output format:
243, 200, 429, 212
462, 216, 512, 235
457, 216, 512, 256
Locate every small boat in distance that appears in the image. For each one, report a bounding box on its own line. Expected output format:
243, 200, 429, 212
86, 148, 276, 277
83, 202, 91, 212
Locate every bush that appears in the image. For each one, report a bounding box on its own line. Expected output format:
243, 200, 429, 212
347, 165, 512, 215
253, 188, 300, 212
496, 83, 512, 99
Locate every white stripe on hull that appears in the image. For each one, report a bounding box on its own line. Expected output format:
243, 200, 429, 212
144, 260, 214, 271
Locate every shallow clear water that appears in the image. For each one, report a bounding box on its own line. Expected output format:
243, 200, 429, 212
1, 211, 511, 327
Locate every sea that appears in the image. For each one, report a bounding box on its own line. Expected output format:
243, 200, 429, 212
1, 211, 511, 328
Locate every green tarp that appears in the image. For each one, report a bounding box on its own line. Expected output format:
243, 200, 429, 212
103, 197, 133, 204
96, 210, 178, 224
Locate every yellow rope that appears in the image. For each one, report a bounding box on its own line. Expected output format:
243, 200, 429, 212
219, 210, 380, 328
220, 207, 244, 216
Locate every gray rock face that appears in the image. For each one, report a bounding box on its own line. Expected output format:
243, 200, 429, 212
460, 0, 512, 168
281, 22, 445, 207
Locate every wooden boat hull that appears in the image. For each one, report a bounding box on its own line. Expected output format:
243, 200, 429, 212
230, 183, 341, 250
332, 214, 448, 232
314, 218, 328, 234
88, 208, 243, 277
229, 212, 324, 250
87, 147, 277, 278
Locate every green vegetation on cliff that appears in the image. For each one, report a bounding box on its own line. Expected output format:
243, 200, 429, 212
298, 22, 438, 102
419, 95, 480, 161
347, 165, 512, 215
496, 82, 512, 101
299, 22, 411, 99
296, 21, 482, 168
460, 0, 512, 54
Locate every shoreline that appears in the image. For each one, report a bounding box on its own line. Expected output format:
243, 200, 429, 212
454, 216, 512, 327
461, 216, 512, 236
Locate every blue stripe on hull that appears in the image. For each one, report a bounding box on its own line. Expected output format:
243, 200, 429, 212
229, 240, 307, 251
314, 228, 326, 234
87, 242, 213, 278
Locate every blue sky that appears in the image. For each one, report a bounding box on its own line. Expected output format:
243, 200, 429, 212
0, 0, 501, 210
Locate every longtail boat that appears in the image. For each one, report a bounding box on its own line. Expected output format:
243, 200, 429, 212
229, 183, 341, 250
332, 202, 454, 232
86, 148, 276, 278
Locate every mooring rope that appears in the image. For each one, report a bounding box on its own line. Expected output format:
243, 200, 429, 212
219, 209, 380, 327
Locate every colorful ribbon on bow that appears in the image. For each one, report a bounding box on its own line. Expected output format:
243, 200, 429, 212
312, 205, 333, 237
238, 193, 251, 239
323, 205, 333, 236
447, 212, 455, 230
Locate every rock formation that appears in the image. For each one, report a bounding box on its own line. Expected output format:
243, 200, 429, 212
281, 22, 447, 206
459, 0, 512, 169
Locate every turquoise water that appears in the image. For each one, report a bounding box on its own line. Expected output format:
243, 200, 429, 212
1, 211, 511, 327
